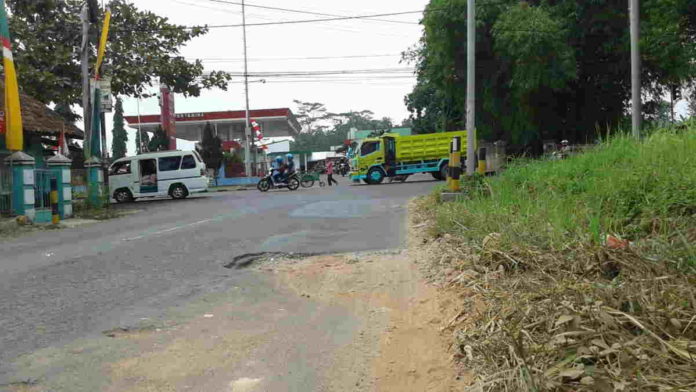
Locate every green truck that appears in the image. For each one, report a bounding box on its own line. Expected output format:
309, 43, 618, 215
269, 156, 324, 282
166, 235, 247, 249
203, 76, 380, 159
349, 131, 468, 184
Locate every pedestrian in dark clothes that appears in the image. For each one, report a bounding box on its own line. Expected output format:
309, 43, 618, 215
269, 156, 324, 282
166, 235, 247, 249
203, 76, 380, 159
326, 160, 338, 186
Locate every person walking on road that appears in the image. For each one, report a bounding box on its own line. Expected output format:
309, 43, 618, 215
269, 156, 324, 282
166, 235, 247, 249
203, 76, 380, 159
326, 160, 339, 186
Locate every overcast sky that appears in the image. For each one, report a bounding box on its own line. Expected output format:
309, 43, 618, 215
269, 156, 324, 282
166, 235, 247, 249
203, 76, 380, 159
110, 0, 429, 155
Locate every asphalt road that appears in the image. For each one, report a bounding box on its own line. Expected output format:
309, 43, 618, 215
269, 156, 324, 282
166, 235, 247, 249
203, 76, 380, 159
0, 175, 438, 389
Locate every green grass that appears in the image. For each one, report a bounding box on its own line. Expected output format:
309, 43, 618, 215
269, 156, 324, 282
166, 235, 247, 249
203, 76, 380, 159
433, 126, 696, 270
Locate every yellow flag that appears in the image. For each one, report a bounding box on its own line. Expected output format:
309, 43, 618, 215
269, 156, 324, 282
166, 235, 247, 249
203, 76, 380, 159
1, 0, 23, 151
95, 8, 111, 78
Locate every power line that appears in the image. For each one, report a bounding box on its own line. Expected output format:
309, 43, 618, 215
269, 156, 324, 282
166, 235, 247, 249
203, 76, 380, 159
204, 0, 419, 25
192, 53, 403, 63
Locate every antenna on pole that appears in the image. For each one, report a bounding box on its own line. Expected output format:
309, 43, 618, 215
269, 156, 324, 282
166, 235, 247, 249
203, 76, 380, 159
242, 0, 252, 177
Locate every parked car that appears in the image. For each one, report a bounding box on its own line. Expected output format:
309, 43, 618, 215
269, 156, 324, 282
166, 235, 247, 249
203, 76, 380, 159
108, 150, 208, 203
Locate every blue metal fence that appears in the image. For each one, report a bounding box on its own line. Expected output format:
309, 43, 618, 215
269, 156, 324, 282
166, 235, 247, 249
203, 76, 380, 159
0, 166, 11, 216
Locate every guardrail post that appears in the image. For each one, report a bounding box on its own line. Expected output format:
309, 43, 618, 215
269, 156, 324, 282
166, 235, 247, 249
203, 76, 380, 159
4, 152, 36, 221
477, 147, 487, 175
448, 137, 462, 192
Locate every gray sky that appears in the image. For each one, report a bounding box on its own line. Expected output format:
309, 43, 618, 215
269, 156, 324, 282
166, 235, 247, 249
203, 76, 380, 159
111, 0, 428, 155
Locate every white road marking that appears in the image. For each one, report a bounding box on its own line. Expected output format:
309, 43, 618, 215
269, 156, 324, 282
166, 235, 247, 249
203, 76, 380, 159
229, 378, 262, 392
122, 219, 215, 242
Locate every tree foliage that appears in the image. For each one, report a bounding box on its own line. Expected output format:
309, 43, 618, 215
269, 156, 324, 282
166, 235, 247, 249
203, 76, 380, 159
200, 122, 223, 175
111, 98, 128, 159
406, 0, 696, 145
291, 104, 394, 152
7, 0, 231, 115
135, 128, 150, 154
147, 127, 169, 152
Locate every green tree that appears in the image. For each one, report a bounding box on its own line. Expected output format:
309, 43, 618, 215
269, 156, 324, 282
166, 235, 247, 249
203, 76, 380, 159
291, 106, 393, 151
293, 100, 332, 133
135, 129, 150, 153
7, 0, 231, 116
111, 98, 128, 159
407, 0, 696, 145
148, 127, 169, 152
200, 122, 223, 179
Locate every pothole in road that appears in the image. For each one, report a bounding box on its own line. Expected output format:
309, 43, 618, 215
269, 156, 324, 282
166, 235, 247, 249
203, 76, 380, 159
103, 325, 158, 338
224, 252, 319, 269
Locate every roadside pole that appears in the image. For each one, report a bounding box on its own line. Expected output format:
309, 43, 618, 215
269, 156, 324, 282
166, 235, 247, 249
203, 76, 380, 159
241, 0, 252, 176
630, 0, 641, 138
465, 0, 476, 175
449, 137, 462, 192
80, 4, 91, 158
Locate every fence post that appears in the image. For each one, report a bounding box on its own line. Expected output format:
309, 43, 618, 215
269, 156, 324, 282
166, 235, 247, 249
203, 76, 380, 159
85, 156, 105, 207
477, 147, 487, 175
448, 137, 462, 192
4, 152, 36, 221
47, 154, 73, 219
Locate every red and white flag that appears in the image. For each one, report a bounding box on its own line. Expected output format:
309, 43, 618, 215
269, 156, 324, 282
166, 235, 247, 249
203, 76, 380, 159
58, 129, 70, 157
251, 120, 263, 140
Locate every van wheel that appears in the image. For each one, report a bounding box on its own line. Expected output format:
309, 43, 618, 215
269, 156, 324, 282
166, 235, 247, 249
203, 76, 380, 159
114, 189, 133, 203
170, 184, 188, 200
439, 164, 449, 181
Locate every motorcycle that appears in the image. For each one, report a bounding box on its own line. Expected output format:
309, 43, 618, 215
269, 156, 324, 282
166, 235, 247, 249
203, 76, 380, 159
257, 171, 301, 192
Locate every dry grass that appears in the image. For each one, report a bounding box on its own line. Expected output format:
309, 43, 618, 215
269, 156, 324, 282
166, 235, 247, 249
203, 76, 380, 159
411, 128, 696, 391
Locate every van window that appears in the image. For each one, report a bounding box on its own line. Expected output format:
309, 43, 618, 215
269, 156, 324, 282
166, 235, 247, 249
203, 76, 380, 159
360, 141, 380, 156
181, 155, 196, 169
109, 161, 131, 175
192, 150, 203, 162
159, 156, 182, 172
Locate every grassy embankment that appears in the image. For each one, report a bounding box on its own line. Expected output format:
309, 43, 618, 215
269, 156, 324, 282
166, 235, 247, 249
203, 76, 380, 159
417, 126, 695, 391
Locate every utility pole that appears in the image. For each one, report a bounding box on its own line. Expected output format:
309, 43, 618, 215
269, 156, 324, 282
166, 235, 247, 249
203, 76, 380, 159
465, 0, 476, 175
630, 0, 641, 138
80, 3, 91, 158
241, 0, 252, 176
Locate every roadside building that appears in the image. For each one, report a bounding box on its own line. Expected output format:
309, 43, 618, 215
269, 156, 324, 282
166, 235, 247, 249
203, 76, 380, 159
0, 85, 83, 220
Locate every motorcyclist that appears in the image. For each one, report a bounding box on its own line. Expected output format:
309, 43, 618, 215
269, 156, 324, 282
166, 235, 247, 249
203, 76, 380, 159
271, 156, 284, 185
285, 154, 296, 180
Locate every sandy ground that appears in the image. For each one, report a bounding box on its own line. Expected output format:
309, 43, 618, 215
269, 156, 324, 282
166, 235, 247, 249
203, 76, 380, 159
6, 251, 469, 392
274, 251, 472, 391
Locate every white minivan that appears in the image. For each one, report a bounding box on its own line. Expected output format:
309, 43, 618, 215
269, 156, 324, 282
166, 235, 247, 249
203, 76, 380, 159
108, 150, 208, 203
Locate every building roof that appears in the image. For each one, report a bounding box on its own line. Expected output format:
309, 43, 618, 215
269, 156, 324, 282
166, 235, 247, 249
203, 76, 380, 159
124, 108, 301, 132
0, 82, 84, 139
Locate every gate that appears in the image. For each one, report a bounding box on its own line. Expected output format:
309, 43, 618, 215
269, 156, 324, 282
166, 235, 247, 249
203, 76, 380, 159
0, 165, 12, 216
34, 169, 56, 212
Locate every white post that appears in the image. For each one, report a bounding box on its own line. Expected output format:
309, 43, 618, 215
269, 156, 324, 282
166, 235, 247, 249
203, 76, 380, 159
242, 0, 252, 176
630, 0, 641, 138
465, 0, 476, 175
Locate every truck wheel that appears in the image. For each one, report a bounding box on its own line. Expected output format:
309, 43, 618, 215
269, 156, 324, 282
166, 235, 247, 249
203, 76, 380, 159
367, 168, 385, 184
433, 164, 449, 181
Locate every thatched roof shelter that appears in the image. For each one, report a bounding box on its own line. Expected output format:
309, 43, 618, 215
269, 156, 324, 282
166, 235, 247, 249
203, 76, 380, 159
0, 82, 84, 139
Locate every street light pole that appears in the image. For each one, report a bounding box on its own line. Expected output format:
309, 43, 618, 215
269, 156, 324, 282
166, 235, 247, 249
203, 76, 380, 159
241, 0, 252, 176
465, 0, 476, 175
630, 0, 641, 138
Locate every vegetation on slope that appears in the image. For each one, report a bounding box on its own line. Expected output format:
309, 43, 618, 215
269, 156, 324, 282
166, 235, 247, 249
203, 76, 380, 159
417, 126, 695, 391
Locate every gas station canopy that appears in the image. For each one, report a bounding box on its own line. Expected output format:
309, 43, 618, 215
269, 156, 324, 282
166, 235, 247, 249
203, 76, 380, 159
124, 108, 301, 143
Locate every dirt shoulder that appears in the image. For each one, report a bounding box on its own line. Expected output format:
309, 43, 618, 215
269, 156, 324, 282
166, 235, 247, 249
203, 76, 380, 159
273, 250, 471, 391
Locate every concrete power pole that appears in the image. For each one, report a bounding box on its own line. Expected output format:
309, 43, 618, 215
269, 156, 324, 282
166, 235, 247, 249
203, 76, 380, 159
465, 0, 476, 175
241, 0, 252, 176
80, 4, 91, 158
630, 0, 641, 138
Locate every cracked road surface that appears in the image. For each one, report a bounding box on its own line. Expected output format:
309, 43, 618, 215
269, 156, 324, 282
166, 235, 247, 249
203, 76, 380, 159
0, 176, 439, 391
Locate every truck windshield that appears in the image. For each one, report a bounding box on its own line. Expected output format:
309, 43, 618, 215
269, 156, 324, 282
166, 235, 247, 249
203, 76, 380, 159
360, 141, 380, 156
